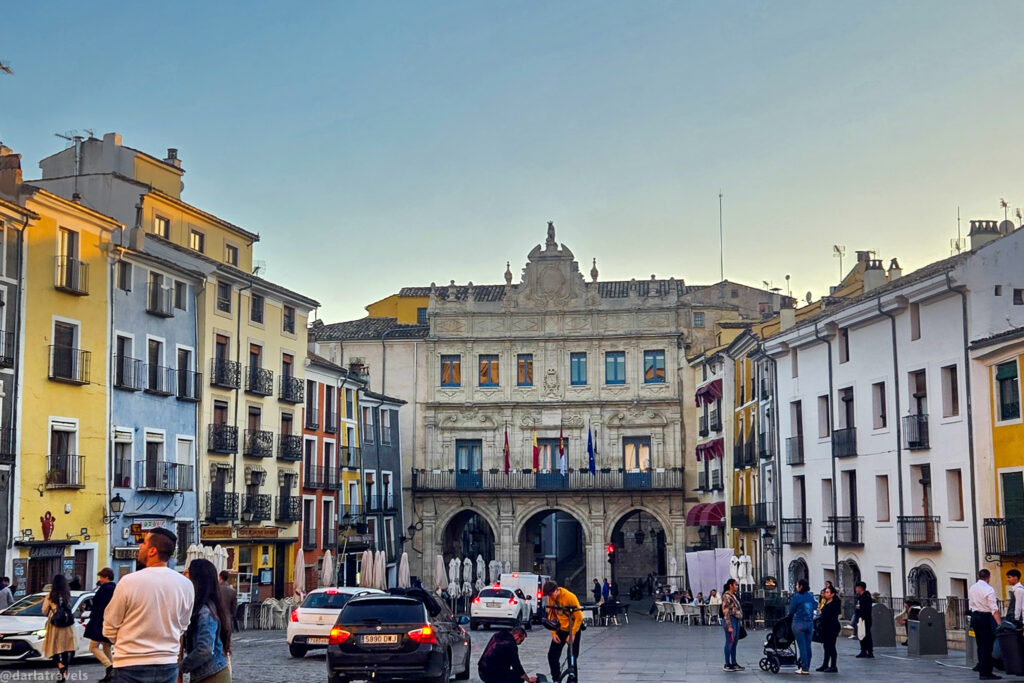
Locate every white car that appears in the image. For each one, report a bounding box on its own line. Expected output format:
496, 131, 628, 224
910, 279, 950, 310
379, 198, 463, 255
0, 591, 96, 662
470, 587, 532, 631
287, 587, 384, 657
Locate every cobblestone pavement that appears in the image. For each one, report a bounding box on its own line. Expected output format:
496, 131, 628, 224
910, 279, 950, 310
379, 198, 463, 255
0, 609, 986, 681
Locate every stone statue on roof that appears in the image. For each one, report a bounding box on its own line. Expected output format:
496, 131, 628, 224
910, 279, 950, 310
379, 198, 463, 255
546, 221, 556, 248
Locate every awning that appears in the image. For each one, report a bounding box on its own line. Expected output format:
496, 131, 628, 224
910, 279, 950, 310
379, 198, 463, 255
686, 503, 709, 526
694, 379, 723, 406
699, 501, 726, 527
697, 438, 724, 461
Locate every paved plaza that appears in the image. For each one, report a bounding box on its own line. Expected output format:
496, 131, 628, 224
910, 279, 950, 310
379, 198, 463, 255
0, 606, 991, 682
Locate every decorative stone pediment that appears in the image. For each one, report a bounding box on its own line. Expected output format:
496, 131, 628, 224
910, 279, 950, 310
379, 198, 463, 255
607, 401, 668, 427
440, 406, 498, 430
509, 222, 590, 311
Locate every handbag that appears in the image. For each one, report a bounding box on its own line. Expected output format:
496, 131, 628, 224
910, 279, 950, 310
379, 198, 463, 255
812, 616, 823, 643
738, 624, 748, 640
856, 619, 867, 640
50, 598, 75, 628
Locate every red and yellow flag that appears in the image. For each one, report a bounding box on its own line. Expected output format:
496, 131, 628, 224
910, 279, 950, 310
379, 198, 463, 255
532, 429, 539, 472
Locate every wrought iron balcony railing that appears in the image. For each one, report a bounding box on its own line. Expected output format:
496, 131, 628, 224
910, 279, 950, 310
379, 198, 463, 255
113, 355, 144, 391
241, 494, 272, 522
699, 415, 709, 437
304, 465, 326, 490
759, 432, 773, 460
45, 454, 84, 488
711, 469, 722, 490
49, 346, 90, 384
730, 502, 775, 530
898, 515, 941, 550
210, 358, 240, 389
245, 367, 274, 396
145, 364, 175, 396
786, 436, 804, 465
411, 468, 683, 492
176, 369, 202, 402
54, 256, 88, 295
0, 331, 13, 368
984, 517, 1024, 557
278, 434, 303, 461
826, 516, 864, 546
146, 282, 174, 317
303, 524, 318, 550
305, 406, 319, 430
831, 427, 857, 458
324, 411, 338, 434
243, 429, 274, 458
903, 415, 930, 450
208, 424, 238, 454
709, 408, 722, 432
138, 461, 194, 492
341, 446, 360, 467
277, 495, 301, 522
279, 376, 304, 403
322, 526, 337, 549
325, 467, 342, 490
206, 491, 239, 522
781, 518, 813, 545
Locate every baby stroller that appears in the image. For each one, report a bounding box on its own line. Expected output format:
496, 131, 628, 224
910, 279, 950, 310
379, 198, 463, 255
759, 615, 799, 674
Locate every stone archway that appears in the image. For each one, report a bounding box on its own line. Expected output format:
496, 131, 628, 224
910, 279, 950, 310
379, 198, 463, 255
908, 564, 938, 600
610, 509, 667, 591
788, 558, 809, 593
441, 509, 496, 567
837, 558, 861, 597
517, 508, 587, 596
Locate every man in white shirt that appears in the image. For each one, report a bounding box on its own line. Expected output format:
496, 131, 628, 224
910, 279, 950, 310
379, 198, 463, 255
103, 528, 194, 683
969, 568, 1002, 681
1006, 569, 1024, 625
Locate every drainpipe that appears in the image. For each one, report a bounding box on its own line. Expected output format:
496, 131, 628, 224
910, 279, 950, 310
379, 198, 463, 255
230, 279, 254, 504
107, 244, 121, 568
193, 276, 207, 544
7, 212, 28, 571
813, 323, 839, 584
944, 272, 980, 571
767, 353, 784, 584
379, 327, 404, 396
877, 297, 908, 597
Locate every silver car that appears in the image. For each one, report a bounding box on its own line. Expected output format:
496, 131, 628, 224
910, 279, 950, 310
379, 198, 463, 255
0, 591, 97, 662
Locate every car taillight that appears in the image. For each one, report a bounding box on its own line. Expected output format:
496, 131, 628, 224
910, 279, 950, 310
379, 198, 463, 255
509, 598, 517, 605
290, 609, 299, 622
537, 591, 543, 599
408, 625, 436, 644
473, 597, 480, 604
329, 626, 351, 645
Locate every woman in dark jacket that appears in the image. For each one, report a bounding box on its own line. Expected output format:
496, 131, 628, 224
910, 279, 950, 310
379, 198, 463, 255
84, 568, 116, 682
181, 559, 231, 682
817, 584, 842, 672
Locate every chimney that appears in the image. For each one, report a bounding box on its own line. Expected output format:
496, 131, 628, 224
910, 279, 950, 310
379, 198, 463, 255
855, 250, 873, 263
779, 300, 796, 331
969, 220, 1001, 250
164, 148, 181, 168
999, 219, 1015, 236
348, 358, 366, 377
863, 258, 886, 292
887, 258, 902, 282
0, 146, 22, 198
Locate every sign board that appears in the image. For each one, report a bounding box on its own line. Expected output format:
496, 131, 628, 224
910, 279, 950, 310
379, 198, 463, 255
11, 558, 28, 598
238, 526, 279, 539
61, 557, 75, 579
113, 547, 138, 561
201, 526, 233, 540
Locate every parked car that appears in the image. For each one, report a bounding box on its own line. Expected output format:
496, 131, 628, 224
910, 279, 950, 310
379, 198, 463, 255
0, 591, 96, 662
470, 587, 531, 631
325, 588, 471, 683
287, 586, 384, 657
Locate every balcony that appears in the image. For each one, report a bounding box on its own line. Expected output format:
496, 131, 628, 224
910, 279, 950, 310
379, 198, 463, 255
709, 408, 722, 432
731, 505, 753, 529
245, 367, 274, 396
45, 454, 84, 488
341, 446, 360, 467
0, 427, 13, 463
744, 440, 756, 466
711, 470, 722, 491
0, 331, 14, 368
699, 415, 709, 437
49, 346, 90, 384
176, 369, 201, 402
210, 358, 240, 389
898, 515, 941, 550
113, 355, 144, 391
411, 468, 684, 493
758, 432, 773, 460
303, 524, 318, 550
277, 495, 301, 522
208, 424, 238, 454
138, 461, 194, 492
826, 516, 864, 546
278, 434, 303, 461
903, 415, 930, 450
831, 427, 857, 458
697, 471, 708, 492
786, 436, 804, 465
322, 526, 337, 549
324, 411, 338, 434
984, 518, 1024, 557
340, 506, 364, 525
734, 442, 756, 470
781, 518, 813, 545
279, 377, 304, 404
144, 364, 175, 396
241, 494, 272, 522
146, 282, 174, 317
325, 467, 342, 490
54, 256, 89, 295
206, 491, 239, 522
730, 502, 775, 530
304, 465, 326, 489
243, 429, 274, 458
305, 406, 319, 430
366, 495, 396, 512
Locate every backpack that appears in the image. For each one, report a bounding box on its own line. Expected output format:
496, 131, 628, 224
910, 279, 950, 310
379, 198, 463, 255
50, 598, 75, 628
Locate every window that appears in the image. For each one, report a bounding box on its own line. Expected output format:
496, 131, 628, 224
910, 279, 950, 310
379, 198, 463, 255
173, 281, 187, 310
417, 307, 428, 324
113, 436, 132, 489
455, 439, 482, 472
345, 388, 354, 418
947, 469, 964, 521
731, 288, 739, 299
189, 229, 205, 253
909, 369, 928, 415
154, 216, 170, 238
872, 382, 887, 429
605, 351, 625, 385
837, 387, 854, 429
250, 293, 264, 324
283, 305, 296, 334
517, 354, 533, 386
50, 321, 81, 382
147, 338, 164, 391
536, 438, 563, 472
996, 361, 1020, 421
381, 410, 392, 445
995, 285, 1004, 296
875, 475, 890, 522
116, 261, 132, 292
793, 476, 806, 517
909, 303, 921, 340
440, 355, 461, 387
623, 437, 651, 470
570, 353, 587, 386
817, 395, 830, 438
878, 572, 893, 598
478, 354, 499, 387
1015, 289, 1024, 306
838, 328, 850, 363
791, 349, 798, 378
821, 478, 834, 519
941, 365, 960, 417
216, 282, 231, 313
693, 311, 705, 328
362, 406, 375, 443
225, 244, 239, 266
643, 350, 666, 384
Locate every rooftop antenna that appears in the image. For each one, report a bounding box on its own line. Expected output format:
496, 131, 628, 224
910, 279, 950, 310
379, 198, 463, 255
1001, 198, 1009, 222
55, 131, 84, 197
832, 244, 846, 281
785, 273, 791, 298
718, 190, 724, 282
950, 206, 966, 255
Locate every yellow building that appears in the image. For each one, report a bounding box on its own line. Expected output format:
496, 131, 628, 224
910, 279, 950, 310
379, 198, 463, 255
365, 290, 429, 324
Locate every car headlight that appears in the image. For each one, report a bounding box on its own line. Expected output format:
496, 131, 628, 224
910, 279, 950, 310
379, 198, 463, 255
33, 629, 47, 638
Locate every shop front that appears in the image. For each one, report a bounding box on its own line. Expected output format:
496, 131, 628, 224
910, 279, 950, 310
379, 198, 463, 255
338, 530, 375, 587
200, 525, 297, 601
12, 541, 81, 597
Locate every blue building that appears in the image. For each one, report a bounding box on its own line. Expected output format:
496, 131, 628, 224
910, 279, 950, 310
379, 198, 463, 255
109, 245, 204, 576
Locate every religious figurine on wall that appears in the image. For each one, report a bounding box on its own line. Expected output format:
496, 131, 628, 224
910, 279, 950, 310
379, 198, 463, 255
41, 511, 55, 541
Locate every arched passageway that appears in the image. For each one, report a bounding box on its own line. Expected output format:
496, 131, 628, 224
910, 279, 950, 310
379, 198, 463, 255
518, 509, 586, 595
442, 510, 495, 564
610, 510, 666, 591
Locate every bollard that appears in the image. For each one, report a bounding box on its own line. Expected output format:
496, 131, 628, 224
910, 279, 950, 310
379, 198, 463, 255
871, 603, 896, 647
907, 606, 948, 656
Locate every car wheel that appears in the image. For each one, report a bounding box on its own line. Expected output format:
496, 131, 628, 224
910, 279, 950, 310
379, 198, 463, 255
454, 647, 471, 680
429, 651, 451, 683
524, 612, 532, 630
289, 643, 308, 658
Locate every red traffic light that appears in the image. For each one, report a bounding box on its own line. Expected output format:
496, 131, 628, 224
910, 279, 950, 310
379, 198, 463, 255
605, 544, 615, 554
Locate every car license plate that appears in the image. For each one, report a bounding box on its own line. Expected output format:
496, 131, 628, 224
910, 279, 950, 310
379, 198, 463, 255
487, 602, 500, 608
362, 634, 399, 644
0, 643, 11, 651
308, 637, 329, 645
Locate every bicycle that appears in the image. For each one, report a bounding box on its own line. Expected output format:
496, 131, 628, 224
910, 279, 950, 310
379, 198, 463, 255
535, 646, 577, 683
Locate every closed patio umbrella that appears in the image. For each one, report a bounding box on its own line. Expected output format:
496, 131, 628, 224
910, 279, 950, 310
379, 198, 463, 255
360, 550, 374, 588
475, 555, 485, 593
321, 550, 334, 588
463, 558, 474, 596
213, 545, 228, 573
434, 555, 447, 594
375, 550, 387, 590
398, 552, 411, 588
293, 546, 306, 600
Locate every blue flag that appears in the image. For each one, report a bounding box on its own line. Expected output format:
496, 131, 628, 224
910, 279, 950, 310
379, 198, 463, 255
587, 426, 596, 474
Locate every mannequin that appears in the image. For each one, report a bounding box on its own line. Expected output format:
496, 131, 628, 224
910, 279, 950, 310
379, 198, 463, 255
737, 543, 754, 589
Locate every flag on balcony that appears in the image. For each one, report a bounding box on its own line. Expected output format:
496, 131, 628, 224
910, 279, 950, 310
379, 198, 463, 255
558, 425, 566, 473
532, 429, 539, 472
503, 426, 510, 473
587, 427, 595, 475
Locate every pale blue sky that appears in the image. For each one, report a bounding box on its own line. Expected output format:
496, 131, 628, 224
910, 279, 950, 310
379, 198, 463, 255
3, 1, 1023, 320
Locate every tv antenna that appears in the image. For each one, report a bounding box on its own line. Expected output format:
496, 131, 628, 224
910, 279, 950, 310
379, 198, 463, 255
55, 131, 86, 195
832, 245, 846, 281
951, 206, 966, 255
718, 190, 724, 282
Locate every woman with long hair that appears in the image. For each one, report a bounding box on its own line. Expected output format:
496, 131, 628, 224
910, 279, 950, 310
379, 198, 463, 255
180, 559, 231, 682
817, 584, 842, 673
788, 578, 817, 674
721, 578, 744, 672
42, 573, 76, 681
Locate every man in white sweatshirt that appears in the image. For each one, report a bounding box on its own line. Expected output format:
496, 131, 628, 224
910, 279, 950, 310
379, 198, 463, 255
103, 527, 194, 683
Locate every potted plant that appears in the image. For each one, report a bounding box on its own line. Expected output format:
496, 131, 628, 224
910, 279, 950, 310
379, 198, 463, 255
488, 468, 499, 474
600, 467, 611, 474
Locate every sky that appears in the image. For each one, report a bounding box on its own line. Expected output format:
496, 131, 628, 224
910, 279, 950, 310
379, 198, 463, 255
3, 1, 1023, 321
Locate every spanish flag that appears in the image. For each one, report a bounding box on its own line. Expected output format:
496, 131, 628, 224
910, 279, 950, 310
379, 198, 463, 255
532, 429, 539, 472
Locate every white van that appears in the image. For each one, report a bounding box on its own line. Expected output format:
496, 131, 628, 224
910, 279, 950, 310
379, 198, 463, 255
497, 572, 551, 623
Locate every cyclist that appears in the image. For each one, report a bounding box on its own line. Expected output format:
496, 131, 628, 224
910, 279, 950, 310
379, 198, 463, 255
541, 581, 582, 682
478, 626, 536, 683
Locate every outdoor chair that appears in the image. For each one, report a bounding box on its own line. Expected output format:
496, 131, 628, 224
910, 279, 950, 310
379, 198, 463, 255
654, 602, 667, 622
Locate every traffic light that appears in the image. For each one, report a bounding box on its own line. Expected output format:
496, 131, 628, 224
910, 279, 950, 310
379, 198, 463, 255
606, 544, 615, 564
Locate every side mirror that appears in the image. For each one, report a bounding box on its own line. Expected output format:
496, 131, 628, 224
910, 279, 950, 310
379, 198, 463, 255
458, 616, 470, 625
524, 595, 532, 600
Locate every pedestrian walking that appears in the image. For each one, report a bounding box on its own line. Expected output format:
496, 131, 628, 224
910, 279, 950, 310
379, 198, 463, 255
42, 573, 76, 681
788, 578, 816, 674
181, 559, 231, 683
478, 625, 536, 683
602, 579, 610, 602
542, 581, 583, 682
1005, 569, 1024, 626
591, 578, 602, 605
854, 581, 874, 658
721, 578, 744, 672
103, 528, 194, 683
969, 568, 1002, 681
0, 576, 13, 610
218, 571, 238, 634
646, 573, 654, 597
85, 567, 116, 682
610, 579, 619, 600
816, 584, 841, 672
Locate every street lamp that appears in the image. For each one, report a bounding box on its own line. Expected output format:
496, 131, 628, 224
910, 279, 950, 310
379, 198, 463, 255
103, 493, 126, 524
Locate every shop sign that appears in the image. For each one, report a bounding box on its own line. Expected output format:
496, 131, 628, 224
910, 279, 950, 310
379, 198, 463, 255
201, 526, 234, 540
61, 557, 75, 579
113, 547, 138, 561
28, 545, 66, 559
12, 558, 28, 598
237, 526, 279, 539
130, 519, 168, 543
